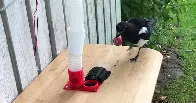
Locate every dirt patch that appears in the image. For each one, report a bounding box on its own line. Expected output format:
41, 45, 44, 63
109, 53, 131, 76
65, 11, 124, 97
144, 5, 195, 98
156, 47, 184, 89
152, 47, 184, 102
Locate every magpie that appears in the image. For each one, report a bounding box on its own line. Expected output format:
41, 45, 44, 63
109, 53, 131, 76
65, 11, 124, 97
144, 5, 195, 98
115, 18, 154, 61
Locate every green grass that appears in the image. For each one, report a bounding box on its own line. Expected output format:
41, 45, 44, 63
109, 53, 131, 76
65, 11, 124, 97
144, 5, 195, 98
150, 0, 196, 102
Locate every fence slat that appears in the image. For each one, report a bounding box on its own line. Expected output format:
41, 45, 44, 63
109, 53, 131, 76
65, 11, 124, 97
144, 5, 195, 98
83, 0, 90, 44
29, 0, 52, 71
86, 0, 97, 44
103, 0, 112, 44
63, 0, 89, 44
3, 0, 38, 89
110, 0, 117, 40
95, 0, 105, 44
48, 0, 68, 55
63, 0, 72, 30
0, 16, 18, 103
116, 0, 121, 23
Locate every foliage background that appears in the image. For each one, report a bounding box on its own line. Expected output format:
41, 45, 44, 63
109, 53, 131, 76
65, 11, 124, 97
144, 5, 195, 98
121, 0, 185, 23
121, 0, 196, 102
120, 0, 186, 49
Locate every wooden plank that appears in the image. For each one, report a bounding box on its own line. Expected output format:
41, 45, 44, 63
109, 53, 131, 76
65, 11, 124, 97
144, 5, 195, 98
13, 44, 163, 103
103, 0, 112, 44
62, 0, 70, 30
95, 0, 105, 44
48, 0, 68, 54
25, 0, 42, 74
3, 0, 38, 89
83, 0, 90, 44
116, 0, 121, 23
110, 0, 117, 40
86, 0, 97, 44
0, 15, 18, 103
29, 0, 52, 71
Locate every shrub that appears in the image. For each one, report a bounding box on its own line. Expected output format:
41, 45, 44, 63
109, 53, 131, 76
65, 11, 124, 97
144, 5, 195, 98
121, 0, 186, 23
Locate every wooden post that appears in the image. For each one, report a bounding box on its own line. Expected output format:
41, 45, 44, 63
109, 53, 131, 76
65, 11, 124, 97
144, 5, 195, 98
28, 0, 52, 71
95, 0, 105, 44
2, 0, 38, 89
86, 0, 98, 44
0, 14, 18, 103
45, 0, 68, 55
103, 0, 112, 44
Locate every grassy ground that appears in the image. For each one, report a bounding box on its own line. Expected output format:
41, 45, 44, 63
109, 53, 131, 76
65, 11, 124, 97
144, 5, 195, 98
150, 0, 196, 102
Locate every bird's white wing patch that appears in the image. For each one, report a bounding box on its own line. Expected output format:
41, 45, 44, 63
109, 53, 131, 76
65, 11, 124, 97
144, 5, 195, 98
138, 27, 148, 35
135, 39, 149, 47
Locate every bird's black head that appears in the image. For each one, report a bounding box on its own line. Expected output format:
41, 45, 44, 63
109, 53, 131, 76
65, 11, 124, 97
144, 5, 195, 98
116, 21, 129, 37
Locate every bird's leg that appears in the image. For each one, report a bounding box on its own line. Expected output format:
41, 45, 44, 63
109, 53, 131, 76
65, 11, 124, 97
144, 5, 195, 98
127, 43, 139, 51
130, 47, 142, 62
122, 40, 126, 46
127, 43, 135, 51
127, 46, 132, 51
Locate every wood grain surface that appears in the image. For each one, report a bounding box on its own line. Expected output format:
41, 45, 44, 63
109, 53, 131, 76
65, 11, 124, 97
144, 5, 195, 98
13, 44, 163, 103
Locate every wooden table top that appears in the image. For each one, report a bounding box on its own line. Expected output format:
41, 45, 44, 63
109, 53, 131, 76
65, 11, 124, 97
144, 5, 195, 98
13, 44, 163, 103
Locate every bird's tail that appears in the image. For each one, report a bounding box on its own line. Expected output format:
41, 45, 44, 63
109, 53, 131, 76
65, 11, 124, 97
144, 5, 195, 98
146, 19, 156, 26
145, 19, 156, 34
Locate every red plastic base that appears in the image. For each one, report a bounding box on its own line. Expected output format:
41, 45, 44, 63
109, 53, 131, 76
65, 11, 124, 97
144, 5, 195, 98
83, 80, 101, 92
63, 68, 101, 92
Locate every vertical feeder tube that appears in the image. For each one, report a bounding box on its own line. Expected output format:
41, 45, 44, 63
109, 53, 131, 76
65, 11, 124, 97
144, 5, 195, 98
64, 0, 86, 90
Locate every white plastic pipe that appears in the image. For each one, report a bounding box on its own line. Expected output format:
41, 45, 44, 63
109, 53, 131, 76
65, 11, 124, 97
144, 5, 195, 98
67, 0, 85, 72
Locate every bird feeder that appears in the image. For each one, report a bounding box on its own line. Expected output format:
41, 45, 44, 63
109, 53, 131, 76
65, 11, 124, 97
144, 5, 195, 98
63, 0, 111, 92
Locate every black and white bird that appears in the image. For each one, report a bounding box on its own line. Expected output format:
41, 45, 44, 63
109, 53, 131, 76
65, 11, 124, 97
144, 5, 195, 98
115, 18, 154, 61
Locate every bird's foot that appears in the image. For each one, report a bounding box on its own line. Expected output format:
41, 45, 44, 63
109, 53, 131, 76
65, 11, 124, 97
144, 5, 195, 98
130, 58, 137, 62
130, 54, 139, 62
130, 47, 142, 62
